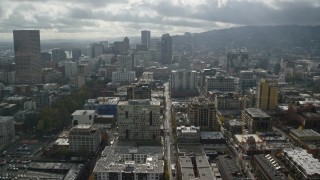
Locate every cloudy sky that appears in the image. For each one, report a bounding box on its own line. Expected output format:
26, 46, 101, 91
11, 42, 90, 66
0, 0, 320, 40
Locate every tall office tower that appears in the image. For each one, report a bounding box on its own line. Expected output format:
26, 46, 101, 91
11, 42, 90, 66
72, 48, 81, 61
91, 43, 104, 58
160, 34, 172, 65
123, 37, 130, 52
13, 30, 41, 84
52, 48, 66, 61
188, 97, 217, 130
256, 79, 278, 110
117, 99, 161, 142
141, 30, 151, 49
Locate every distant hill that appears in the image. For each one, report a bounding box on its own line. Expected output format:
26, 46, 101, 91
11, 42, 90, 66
172, 25, 320, 52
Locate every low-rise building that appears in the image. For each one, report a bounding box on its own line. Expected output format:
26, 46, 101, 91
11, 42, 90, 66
93, 146, 164, 180
243, 108, 271, 133
289, 129, 320, 157
200, 131, 225, 144
253, 154, 287, 180
176, 126, 200, 144
112, 70, 136, 85
217, 155, 244, 180
69, 124, 101, 155
282, 148, 320, 180
177, 155, 214, 180
71, 110, 95, 126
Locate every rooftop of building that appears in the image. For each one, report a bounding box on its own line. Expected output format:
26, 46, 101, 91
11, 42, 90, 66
217, 109, 241, 116
118, 99, 160, 106
0, 116, 13, 123
245, 108, 270, 118
177, 144, 205, 156
254, 154, 287, 180
97, 97, 120, 105
189, 96, 214, 105
94, 146, 164, 174
177, 126, 200, 133
101, 146, 164, 158
179, 155, 214, 180
290, 129, 320, 138
227, 119, 243, 127
283, 148, 320, 176
200, 132, 224, 140
71, 110, 96, 116
54, 138, 69, 146
217, 155, 244, 180
234, 134, 263, 143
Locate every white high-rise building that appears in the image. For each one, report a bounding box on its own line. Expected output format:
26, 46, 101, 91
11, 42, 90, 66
117, 99, 161, 142
63, 61, 77, 78
171, 69, 197, 91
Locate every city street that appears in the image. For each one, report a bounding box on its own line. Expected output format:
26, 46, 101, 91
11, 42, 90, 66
164, 82, 176, 180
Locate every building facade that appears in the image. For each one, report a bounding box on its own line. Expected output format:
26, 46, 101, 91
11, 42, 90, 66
170, 69, 198, 98
243, 108, 271, 133
160, 34, 172, 65
93, 146, 164, 180
176, 126, 200, 144
256, 79, 279, 110
13, 30, 42, 84
188, 97, 217, 130
71, 110, 96, 126
127, 83, 151, 100
69, 124, 101, 154
141, 30, 151, 49
0, 116, 15, 150
117, 55, 135, 71
117, 99, 161, 142
204, 74, 235, 92
239, 70, 267, 91
112, 70, 136, 85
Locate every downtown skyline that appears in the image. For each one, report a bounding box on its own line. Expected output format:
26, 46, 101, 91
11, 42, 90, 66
0, 0, 320, 41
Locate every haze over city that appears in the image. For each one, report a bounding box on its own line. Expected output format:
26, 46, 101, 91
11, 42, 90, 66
1, 0, 320, 40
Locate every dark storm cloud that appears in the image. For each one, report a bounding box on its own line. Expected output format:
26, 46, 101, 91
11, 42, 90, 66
146, 0, 320, 26
1, 0, 320, 39
11, 0, 129, 7
68, 6, 218, 29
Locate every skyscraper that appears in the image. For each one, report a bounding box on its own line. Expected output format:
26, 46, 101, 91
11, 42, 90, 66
13, 30, 41, 84
256, 79, 279, 110
160, 34, 172, 65
141, 30, 151, 49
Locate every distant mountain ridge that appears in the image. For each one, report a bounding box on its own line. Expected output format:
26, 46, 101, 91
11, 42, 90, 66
172, 25, 320, 52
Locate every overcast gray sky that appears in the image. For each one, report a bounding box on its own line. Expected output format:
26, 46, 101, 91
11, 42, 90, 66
0, 0, 320, 40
